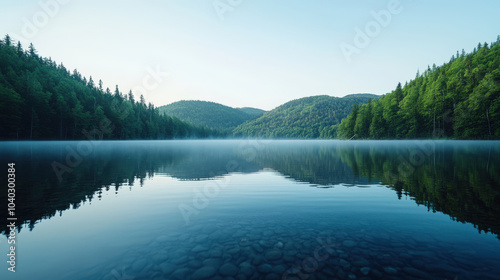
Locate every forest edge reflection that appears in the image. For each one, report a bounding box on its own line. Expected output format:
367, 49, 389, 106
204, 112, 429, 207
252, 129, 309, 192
0, 140, 499, 240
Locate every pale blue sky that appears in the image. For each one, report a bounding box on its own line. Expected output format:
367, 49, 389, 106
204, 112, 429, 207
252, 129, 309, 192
1, 0, 499, 110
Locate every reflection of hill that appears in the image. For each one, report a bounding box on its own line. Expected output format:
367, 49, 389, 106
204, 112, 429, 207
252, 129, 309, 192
338, 141, 500, 239
157, 144, 261, 180
239, 141, 375, 186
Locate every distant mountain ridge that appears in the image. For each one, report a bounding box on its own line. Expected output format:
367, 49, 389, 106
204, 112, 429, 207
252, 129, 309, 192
233, 94, 379, 138
158, 100, 265, 132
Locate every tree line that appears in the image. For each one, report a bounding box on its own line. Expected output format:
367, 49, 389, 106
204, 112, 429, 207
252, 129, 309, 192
3, 33, 498, 141
338, 36, 500, 139
0, 35, 219, 140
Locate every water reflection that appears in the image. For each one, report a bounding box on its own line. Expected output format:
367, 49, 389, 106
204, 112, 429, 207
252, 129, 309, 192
0, 140, 499, 240
237, 141, 374, 186
338, 141, 500, 238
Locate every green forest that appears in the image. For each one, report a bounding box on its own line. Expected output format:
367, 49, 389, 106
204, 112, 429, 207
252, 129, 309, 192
233, 94, 379, 138
338, 37, 500, 139
158, 100, 265, 133
0, 35, 218, 140
1, 32, 499, 140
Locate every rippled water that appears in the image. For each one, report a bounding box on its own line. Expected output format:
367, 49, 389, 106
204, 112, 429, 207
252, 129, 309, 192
1, 140, 499, 280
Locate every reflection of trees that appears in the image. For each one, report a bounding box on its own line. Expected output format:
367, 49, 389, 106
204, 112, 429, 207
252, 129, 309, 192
0, 141, 260, 235
1, 141, 499, 240
338, 141, 500, 239
239, 141, 375, 186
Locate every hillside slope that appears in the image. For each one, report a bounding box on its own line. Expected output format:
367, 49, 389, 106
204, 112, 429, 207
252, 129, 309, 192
158, 100, 264, 132
233, 94, 379, 138
236, 107, 266, 117
338, 37, 500, 139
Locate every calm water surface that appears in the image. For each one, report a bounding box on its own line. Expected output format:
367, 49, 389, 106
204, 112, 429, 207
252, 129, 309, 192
1, 140, 499, 280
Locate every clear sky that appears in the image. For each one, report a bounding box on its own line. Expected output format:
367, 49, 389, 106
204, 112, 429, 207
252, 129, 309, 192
1, 0, 499, 110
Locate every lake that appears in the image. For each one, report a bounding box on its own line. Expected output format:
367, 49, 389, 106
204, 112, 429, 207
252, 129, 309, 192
1, 140, 499, 280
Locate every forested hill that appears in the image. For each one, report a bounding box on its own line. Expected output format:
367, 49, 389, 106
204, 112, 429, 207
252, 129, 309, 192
158, 100, 265, 132
338, 37, 500, 139
0, 35, 217, 140
232, 94, 379, 138
236, 107, 266, 117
